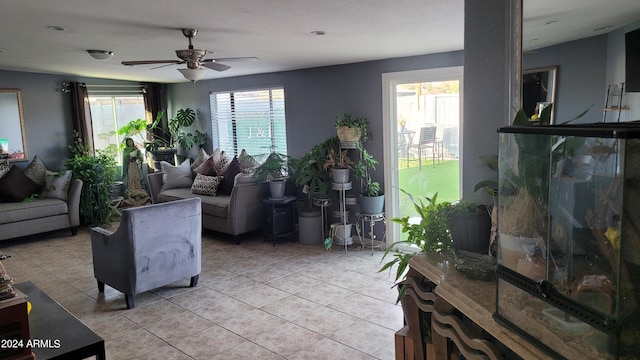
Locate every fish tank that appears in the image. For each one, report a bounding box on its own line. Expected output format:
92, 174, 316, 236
494, 122, 640, 359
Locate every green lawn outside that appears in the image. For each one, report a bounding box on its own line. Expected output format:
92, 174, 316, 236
396, 159, 460, 218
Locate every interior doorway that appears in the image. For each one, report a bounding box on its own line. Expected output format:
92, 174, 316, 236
382, 67, 463, 246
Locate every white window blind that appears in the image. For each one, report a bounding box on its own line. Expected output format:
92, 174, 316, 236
210, 87, 287, 159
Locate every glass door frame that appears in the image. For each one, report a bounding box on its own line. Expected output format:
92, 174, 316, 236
381, 66, 464, 248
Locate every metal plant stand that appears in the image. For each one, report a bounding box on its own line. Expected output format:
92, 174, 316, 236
356, 212, 386, 255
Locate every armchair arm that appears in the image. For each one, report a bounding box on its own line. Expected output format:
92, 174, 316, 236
67, 179, 83, 227
228, 176, 268, 235
90, 224, 136, 294
147, 172, 163, 204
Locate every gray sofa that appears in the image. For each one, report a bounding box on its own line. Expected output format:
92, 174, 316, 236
147, 172, 266, 243
0, 179, 83, 241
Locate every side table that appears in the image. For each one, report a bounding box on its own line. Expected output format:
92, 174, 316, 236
356, 212, 386, 255
261, 196, 296, 246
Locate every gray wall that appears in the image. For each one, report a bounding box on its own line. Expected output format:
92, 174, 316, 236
167, 52, 464, 188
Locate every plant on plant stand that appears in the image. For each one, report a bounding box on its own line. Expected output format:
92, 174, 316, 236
323, 147, 353, 184
353, 148, 384, 214
334, 112, 370, 143
65, 132, 118, 226
253, 152, 293, 200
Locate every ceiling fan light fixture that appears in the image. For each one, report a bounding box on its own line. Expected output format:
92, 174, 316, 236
87, 50, 114, 60
178, 67, 207, 82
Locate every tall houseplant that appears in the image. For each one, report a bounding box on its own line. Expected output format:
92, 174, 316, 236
65, 132, 118, 226
335, 112, 370, 143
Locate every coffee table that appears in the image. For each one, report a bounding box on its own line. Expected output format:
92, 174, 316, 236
13, 282, 105, 360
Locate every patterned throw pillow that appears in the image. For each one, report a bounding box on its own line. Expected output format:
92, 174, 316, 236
214, 151, 231, 174
191, 173, 223, 196
238, 149, 259, 174
0, 160, 9, 179
160, 159, 192, 191
41, 170, 73, 201
23, 155, 48, 186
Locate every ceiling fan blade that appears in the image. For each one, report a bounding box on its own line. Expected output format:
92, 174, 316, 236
212, 57, 259, 63
121, 60, 180, 66
202, 61, 231, 71
151, 61, 185, 70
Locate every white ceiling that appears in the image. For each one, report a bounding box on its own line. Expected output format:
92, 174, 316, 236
1, 0, 639, 83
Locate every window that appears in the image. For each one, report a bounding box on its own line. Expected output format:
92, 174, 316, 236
209, 87, 287, 158
89, 95, 146, 168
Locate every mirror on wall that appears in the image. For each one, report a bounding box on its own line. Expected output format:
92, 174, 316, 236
523, 66, 557, 123
0, 89, 27, 162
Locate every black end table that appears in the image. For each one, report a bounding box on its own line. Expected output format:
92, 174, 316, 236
13, 282, 105, 360
261, 196, 296, 246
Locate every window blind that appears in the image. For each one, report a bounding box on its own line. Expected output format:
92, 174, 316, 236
210, 87, 287, 160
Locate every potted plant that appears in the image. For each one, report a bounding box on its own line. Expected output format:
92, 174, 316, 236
65, 132, 118, 226
334, 112, 370, 143
253, 152, 292, 200
322, 135, 353, 184
380, 190, 454, 301
448, 200, 491, 255
353, 148, 384, 214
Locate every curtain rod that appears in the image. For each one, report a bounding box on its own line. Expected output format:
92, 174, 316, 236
61, 82, 147, 93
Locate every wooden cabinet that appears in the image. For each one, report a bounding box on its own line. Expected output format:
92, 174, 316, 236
402, 253, 549, 360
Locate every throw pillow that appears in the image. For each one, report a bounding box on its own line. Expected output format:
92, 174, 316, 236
41, 170, 73, 201
161, 159, 192, 191
190, 147, 209, 171
238, 149, 259, 174
0, 160, 9, 179
196, 156, 217, 176
23, 155, 47, 186
191, 173, 223, 196
218, 157, 243, 195
0, 166, 40, 202
214, 151, 231, 174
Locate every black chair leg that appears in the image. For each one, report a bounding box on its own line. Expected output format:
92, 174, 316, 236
97, 281, 105, 292
190, 275, 199, 287
125, 294, 135, 309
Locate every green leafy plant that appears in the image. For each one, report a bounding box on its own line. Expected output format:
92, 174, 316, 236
379, 190, 454, 302
335, 112, 370, 142
253, 152, 293, 182
293, 139, 334, 207
353, 148, 381, 196
145, 108, 207, 152
65, 132, 118, 226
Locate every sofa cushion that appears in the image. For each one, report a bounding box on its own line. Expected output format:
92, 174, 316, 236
0, 166, 40, 202
218, 157, 243, 195
238, 149, 259, 174
214, 151, 231, 174
161, 159, 192, 191
196, 156, 217, 176
157, 188, 230, 218
0, 198, 69, 224
190, 147, 209, 171
41, 170, 73, 201
191, 174, 223, 196
23, 155, 48, 186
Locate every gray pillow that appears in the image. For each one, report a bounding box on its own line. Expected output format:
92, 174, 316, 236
161, 159, 192, 191
41, 170, 73, 200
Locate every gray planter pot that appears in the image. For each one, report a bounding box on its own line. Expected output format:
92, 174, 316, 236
359, 194, 384, 214
331, 168, 350, 183
298, 209, 323, 245
268, 179, 286, 199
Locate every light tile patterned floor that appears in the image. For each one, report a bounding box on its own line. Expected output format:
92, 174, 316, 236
1, 225, 403, 360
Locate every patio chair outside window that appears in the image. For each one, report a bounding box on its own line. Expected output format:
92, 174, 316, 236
411, 126, 442, 169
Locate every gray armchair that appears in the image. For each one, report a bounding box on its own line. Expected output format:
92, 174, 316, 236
90, 198, 202, 309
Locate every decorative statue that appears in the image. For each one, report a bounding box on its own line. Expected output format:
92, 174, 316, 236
121, 138, 150, 207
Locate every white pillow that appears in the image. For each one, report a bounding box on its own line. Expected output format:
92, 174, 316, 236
41, 170, 73, 200
161, 159, 192, 191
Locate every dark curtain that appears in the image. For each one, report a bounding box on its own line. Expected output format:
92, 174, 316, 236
70, 82, 94, 153
143, 83, 168, 143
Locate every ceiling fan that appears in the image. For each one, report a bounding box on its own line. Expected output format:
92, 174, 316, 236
121, 28, 258, 81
